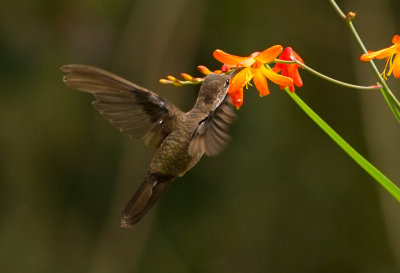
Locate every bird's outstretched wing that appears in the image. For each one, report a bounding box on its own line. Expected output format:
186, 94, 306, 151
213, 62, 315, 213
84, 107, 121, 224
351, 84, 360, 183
188, 96, 236, 156
61, 64, 183, 148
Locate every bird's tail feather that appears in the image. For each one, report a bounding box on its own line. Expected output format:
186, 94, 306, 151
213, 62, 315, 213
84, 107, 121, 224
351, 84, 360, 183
121, 173, 173, 227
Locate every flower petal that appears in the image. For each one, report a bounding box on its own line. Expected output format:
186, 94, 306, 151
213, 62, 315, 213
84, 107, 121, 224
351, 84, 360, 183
360, 46, 396, 61
254, 45, 283, 64
197, 65, 212, 75
260, 65, 293, 88
213, 49, 252, 66
252, 68, 270, 96
229, 88, 244, 108
392, 35, 400, 45
228, 67, 252, 93
392, 53, 400, 78
272, 63, 283, 73
287, 64, 303, 87
221, 63, 231, 72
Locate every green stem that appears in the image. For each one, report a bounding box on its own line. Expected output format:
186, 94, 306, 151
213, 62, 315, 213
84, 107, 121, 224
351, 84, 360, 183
328, 0, 400, 124
274, 59, 381, 90
286, 90, 400, 202
328, 0, 346, 19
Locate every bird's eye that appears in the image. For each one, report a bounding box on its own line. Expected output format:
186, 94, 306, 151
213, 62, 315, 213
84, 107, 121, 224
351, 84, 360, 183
224, 79, 230, 87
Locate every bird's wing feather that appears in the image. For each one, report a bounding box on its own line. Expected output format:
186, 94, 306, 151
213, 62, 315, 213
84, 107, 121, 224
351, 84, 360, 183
188, 96, 236, 156
61, 64, 183, 148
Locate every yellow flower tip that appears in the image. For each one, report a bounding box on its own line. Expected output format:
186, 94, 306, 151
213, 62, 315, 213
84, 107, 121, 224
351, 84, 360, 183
345, 12, 356, 21
159, 79, 170, 84
180, 73, 193, 81
167, 75, 177, 81
235, 106, 241, 110
197, 65, 212, 75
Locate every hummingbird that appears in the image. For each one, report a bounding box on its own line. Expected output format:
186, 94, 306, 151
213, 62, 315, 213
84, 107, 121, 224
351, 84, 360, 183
61, 64, 236, 227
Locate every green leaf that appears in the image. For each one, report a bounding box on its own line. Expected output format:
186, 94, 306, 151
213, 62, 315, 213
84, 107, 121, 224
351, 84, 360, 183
380, 87, 400, 125
286, 90, 400, 202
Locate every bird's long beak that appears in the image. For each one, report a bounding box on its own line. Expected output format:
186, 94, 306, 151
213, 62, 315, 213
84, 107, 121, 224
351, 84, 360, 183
228, 67, 243, 79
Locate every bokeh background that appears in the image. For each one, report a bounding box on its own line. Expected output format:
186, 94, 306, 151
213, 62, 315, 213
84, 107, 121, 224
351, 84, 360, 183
1, 0, 400, 272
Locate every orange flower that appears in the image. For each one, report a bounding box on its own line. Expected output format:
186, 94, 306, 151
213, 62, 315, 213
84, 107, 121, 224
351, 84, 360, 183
272, 47, 304, 92
213, 45, 294, 108
360, 35, 400, 79
228, 89, 243, 108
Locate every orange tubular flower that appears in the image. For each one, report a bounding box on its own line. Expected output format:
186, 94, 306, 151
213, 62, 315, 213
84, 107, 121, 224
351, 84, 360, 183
228, 88, 243, 108
273, 47, 304, 92
213, 45, 294, 108
360, 34, 400, 79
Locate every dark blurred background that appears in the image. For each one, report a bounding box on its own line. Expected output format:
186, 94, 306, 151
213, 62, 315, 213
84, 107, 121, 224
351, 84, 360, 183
1, 0, 400, 272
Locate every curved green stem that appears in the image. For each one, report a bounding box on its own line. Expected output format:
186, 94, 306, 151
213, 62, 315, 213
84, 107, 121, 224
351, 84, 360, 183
274, 59, 381, 90
286, 89, 400, 202
329, 0, 400, 124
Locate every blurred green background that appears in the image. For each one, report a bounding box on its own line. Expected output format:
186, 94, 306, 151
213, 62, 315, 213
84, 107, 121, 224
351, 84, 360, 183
1, 0, 400, 272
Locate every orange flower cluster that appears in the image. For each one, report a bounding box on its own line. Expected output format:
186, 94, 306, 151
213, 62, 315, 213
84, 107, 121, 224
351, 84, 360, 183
213, 45, 304, 108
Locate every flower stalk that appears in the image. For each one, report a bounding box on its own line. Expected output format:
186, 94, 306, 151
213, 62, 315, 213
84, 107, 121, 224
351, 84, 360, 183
274, 59, 382, 90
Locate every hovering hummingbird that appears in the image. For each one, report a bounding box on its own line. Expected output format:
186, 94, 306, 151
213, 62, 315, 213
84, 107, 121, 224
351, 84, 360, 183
61, 64, 236, 227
